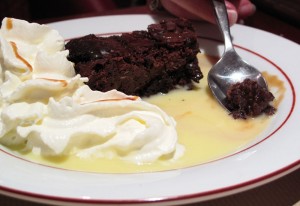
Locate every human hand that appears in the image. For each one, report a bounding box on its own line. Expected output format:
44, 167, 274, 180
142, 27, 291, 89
150, 0, 256, 26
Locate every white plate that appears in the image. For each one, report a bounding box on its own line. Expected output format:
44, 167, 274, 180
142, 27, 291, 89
0, 15, 299, 206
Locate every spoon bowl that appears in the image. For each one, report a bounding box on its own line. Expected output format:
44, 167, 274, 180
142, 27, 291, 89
208, 0, 268, 110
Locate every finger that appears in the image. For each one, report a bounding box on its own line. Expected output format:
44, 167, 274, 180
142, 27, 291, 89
161, 0, 215, 23
228, 0, 256, 19
225, 1, 238, 25
161, 0, 239, 26
237, 0, 256, 19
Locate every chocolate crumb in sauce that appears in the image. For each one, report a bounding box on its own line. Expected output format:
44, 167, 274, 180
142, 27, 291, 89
225, 79, 276, 119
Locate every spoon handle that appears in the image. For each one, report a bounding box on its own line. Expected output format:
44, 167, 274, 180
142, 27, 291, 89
212, 0, 234, 52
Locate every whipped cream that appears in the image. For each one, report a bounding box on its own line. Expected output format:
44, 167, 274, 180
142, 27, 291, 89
0, 18, 183, 164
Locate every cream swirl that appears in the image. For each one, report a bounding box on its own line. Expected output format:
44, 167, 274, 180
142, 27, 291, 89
0, 18, 183, 164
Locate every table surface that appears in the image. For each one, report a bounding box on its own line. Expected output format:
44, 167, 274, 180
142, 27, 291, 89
0, 5, 299, 206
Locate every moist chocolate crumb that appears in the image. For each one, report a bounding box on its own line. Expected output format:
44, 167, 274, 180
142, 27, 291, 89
225, 79, 276, 119
65, 18, 203, 97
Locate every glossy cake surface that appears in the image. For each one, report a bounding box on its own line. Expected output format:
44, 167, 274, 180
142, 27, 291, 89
66, 18, 203, 96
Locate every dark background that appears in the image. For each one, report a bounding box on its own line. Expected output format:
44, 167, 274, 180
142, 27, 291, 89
0, 0, 298, 27
0, 0, 298, 44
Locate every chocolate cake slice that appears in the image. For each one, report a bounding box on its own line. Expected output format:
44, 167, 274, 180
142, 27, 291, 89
66, 18, 203, 96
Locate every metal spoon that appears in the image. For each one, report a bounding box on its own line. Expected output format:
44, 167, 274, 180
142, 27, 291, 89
207, 0, 268, 111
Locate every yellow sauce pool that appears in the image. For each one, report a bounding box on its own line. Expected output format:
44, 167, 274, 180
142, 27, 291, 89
18, 54, 284, 173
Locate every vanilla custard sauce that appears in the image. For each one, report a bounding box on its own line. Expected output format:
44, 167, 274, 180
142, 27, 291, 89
19, 54, 284, 173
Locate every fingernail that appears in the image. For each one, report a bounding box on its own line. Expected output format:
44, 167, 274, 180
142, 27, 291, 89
239, 3, 256, 16
227, 10, 238, 25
